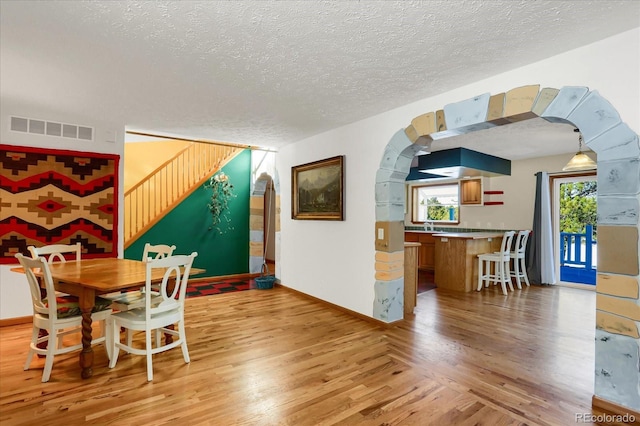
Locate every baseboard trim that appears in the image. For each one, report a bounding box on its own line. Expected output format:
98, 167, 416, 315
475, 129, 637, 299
592, 395, 640, 424
0, 315, 31, 327
1, 276, 398, 330
276, 283, 398, 328
189, 273, 258, 284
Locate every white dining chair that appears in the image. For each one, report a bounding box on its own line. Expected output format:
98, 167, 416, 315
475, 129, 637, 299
142, 243, 176, 262
105, 243, 177, 312
15, 253, 112, 382
510, 230, 531, 289
142, 243, 177, 295
28, 242, 82, 263
477, 231, 516, 295
109, 252, 198, 381
28, 243, 82, 301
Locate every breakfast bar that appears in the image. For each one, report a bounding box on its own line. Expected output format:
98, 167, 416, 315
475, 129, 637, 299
434, 232, 504, 292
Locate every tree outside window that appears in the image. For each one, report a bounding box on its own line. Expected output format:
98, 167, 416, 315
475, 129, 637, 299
559, 181, 597, 239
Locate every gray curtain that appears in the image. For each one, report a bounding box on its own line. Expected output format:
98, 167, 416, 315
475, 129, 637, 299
527, 171, 556, 285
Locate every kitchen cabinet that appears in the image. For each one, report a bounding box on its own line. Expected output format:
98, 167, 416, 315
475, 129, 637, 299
404, 232, 436, 271
460, 178, 483, 205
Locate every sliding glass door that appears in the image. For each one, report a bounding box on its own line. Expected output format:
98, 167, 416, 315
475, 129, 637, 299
552, 174, 597, 285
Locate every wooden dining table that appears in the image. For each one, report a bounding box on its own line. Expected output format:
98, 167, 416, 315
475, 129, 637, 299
27, 257, 204, 379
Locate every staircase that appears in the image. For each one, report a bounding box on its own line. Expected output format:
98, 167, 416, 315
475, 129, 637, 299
124, 142, 244, 247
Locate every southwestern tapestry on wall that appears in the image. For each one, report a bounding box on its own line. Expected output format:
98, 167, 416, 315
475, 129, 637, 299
0, 144, 119, 264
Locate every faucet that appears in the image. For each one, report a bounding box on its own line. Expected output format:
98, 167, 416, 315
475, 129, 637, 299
424, 221, 434, 231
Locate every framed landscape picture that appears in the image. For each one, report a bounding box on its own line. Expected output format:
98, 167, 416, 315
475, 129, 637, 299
291, 155, 344, 220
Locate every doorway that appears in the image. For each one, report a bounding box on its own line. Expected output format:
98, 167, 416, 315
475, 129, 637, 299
552, 173, 597, 286
264, 178, 276, 267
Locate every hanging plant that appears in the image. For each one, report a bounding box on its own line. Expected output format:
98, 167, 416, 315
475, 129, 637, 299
204, 172, 236, 234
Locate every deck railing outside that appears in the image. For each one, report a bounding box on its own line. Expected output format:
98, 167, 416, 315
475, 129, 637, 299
560, 224, 596, 268
560, 224, 597, 284
124, 142, 242, 245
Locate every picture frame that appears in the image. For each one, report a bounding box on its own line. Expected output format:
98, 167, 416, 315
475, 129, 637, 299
291, 155, 344, 220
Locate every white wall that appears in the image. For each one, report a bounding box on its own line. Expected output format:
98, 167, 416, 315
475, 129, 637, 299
464, 155, 581, 231
0, 98, 124, 319
278, 128, 380, 316
278, 28, 640, 318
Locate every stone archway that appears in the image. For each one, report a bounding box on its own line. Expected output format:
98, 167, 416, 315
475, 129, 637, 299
249, 171, 281, 277
374, 84, 640, 411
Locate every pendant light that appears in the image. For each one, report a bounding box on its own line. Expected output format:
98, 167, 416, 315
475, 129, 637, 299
562, 129, 597, 172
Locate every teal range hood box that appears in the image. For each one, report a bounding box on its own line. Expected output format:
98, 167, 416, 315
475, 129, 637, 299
408, 147, 511, 180
406, 167, 442, 180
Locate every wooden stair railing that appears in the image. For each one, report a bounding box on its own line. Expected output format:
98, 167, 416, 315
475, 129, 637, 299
124, 142, 243, 247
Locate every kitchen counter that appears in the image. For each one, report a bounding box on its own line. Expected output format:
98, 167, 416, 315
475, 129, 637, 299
404, 242, 421, 316
403, 230, 442, 234
404, 242, 421, 247
434, 232, 503, 240
434, 232, 503, 292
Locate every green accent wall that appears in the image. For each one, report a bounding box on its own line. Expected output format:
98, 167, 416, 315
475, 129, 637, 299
124, 149, 251, 276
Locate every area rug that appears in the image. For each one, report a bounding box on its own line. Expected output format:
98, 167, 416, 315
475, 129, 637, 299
186, 278, 258, 298
0, 144, 119, 263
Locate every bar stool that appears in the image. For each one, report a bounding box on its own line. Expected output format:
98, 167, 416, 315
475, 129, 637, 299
510, 230, 531, 289
477, 231, 515, 295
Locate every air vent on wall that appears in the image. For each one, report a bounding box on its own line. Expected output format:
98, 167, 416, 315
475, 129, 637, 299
10, 116, 93, 141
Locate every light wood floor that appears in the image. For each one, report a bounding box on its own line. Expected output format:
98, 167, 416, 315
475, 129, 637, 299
0, 283, 616, 425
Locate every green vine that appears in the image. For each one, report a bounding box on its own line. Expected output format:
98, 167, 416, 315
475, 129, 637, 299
204, 172, 236, 234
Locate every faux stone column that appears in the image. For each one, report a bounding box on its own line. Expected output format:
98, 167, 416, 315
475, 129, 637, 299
373, 129, 426, 322
551, 88, 640, 411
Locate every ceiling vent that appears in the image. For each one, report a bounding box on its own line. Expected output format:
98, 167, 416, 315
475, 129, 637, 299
10, 116, 93, 141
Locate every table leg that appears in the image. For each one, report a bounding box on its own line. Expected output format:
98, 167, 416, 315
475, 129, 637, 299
78, 289, 96, 379
165, 324, 175, 344
80, 309, 94, 379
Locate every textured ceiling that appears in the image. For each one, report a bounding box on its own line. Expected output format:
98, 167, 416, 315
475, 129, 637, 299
1, 1, 639, 155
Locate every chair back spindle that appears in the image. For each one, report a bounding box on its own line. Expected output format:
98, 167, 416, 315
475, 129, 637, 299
142, 243, 176, 262
28, 242, 82, 263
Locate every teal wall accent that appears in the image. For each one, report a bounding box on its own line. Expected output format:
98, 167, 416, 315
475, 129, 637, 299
407, 147, 511, 180
124, 149, 251, 276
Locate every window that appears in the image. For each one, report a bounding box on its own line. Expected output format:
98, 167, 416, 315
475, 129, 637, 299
412, 183, 460, 224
